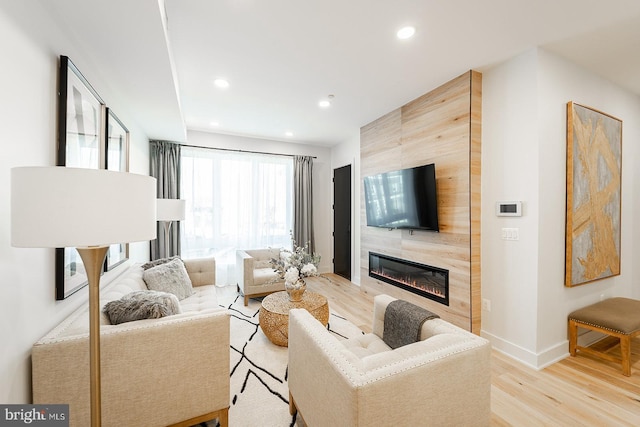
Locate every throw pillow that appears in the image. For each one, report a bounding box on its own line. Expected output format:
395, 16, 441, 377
103, 290, 181, 325
143, 257, 195, 300
141, 255, 181, 270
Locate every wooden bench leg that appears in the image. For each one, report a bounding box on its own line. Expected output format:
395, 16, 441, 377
167, 408, 228, 427
568, 319, 578, 356
289, 392, 297, 416
569, 319, 637, 376
220, 408, 229, 427
620, 335, 632, 377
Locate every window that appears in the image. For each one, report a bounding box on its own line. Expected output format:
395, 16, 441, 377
180, 147, 293, 284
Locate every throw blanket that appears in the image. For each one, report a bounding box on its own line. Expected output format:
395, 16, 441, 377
383, 299, 439, 349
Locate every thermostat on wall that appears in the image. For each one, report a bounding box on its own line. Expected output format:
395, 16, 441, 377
496, 201, 522, 217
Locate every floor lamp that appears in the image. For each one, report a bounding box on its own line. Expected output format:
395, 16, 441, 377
11, 167, 156, 427
156, 198, 186, 258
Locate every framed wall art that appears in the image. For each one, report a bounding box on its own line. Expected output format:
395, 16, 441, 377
104, 108, 130, 271
565, 102, 622, 287
55, 55, 106, 300
105, 108, 129, 172
57, 55, 105, 170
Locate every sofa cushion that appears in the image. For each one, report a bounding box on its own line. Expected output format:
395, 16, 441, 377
254, 268, 280, 285
184, 257, 216, 286
180, 284, 220, 312
102, 290, 181, 325
143, 258, 195, 300
341, 333, 392, 359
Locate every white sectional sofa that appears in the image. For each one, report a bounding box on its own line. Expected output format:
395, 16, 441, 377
31, 257, 230, 427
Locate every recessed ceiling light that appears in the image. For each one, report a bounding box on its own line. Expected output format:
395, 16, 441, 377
397, 26, 416, 40
319, 100, 331, 108
210, 121, 219, 127
214, 78, 229, 89
285, 131, 293, 137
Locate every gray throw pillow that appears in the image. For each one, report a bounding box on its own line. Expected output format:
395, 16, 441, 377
143, 257, 195, 300
141, 255, 181, 270
103, 290, 182, 325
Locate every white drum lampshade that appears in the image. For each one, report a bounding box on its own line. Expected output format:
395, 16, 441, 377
11, 166, 157, 248
156, 198, 186, 222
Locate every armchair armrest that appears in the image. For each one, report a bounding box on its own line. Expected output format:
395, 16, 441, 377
372, 293, 396, 338
288, 309, 361, 426
236, 250, 254, 288
371, 293, 478, 340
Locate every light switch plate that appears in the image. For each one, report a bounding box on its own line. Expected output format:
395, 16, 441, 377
501, 228, 519, 240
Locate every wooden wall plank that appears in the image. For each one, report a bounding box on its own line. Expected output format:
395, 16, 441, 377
360, 70, 481, 332
470, 70, 483, 334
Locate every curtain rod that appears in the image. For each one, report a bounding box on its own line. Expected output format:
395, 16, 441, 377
178, 142, 317, 159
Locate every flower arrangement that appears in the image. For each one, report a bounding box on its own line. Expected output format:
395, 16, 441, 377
270, 238, 321, 288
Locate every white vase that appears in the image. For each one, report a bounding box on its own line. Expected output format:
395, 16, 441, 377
285, 278, 306, 302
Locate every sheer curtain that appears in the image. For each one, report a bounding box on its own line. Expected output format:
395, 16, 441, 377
180, 147, 293, 284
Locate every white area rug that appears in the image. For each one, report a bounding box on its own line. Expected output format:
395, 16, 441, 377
204, 293, 363, 427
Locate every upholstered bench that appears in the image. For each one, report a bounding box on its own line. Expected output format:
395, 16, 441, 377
568, 297, 640, 376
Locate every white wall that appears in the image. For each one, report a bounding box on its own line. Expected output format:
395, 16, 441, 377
535, 48, 640, 363
482, 47, 640, 369
330, 133, 361, 284
0, 2, 150, 402
186, 131, 333, 273
481, 49, 541, 364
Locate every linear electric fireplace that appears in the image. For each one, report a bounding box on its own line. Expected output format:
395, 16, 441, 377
369, 252, 449, 306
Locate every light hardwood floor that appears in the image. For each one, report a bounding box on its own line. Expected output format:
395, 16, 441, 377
302, 274, 640, 426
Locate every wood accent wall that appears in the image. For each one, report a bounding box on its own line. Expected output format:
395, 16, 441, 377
360, 70, 482, 333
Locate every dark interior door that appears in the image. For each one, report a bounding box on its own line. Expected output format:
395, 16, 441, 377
333, 165, 351, 280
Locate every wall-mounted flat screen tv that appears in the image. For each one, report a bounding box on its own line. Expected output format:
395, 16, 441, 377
363, 163, 439, 231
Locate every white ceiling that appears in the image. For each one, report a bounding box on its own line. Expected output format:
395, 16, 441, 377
35, 0, 640, 146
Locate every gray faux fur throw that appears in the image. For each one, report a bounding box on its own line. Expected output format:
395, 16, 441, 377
383, 299, 439, 349
103, 290, 182, 325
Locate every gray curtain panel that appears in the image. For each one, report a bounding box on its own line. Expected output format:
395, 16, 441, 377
149, 140, 181, 260
293, 155, 315, 253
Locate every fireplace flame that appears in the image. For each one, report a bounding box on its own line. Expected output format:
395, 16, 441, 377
372, 268, 446, 298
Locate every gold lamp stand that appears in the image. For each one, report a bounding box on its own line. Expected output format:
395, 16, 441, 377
10, 167, 158, 427
77, 246, 110, 427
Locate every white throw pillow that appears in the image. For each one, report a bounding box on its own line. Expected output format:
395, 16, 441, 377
143, 257, 195, 300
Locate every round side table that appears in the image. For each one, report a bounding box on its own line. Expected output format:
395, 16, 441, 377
259, 291, 329, 347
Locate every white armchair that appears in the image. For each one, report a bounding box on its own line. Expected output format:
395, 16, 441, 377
236, 248, 284, 306
288, 294, 491, 426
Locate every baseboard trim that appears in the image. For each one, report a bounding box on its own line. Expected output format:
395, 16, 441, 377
352, 273, 361, 286
481, 330, 539, 369
481, 330, 569, 370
